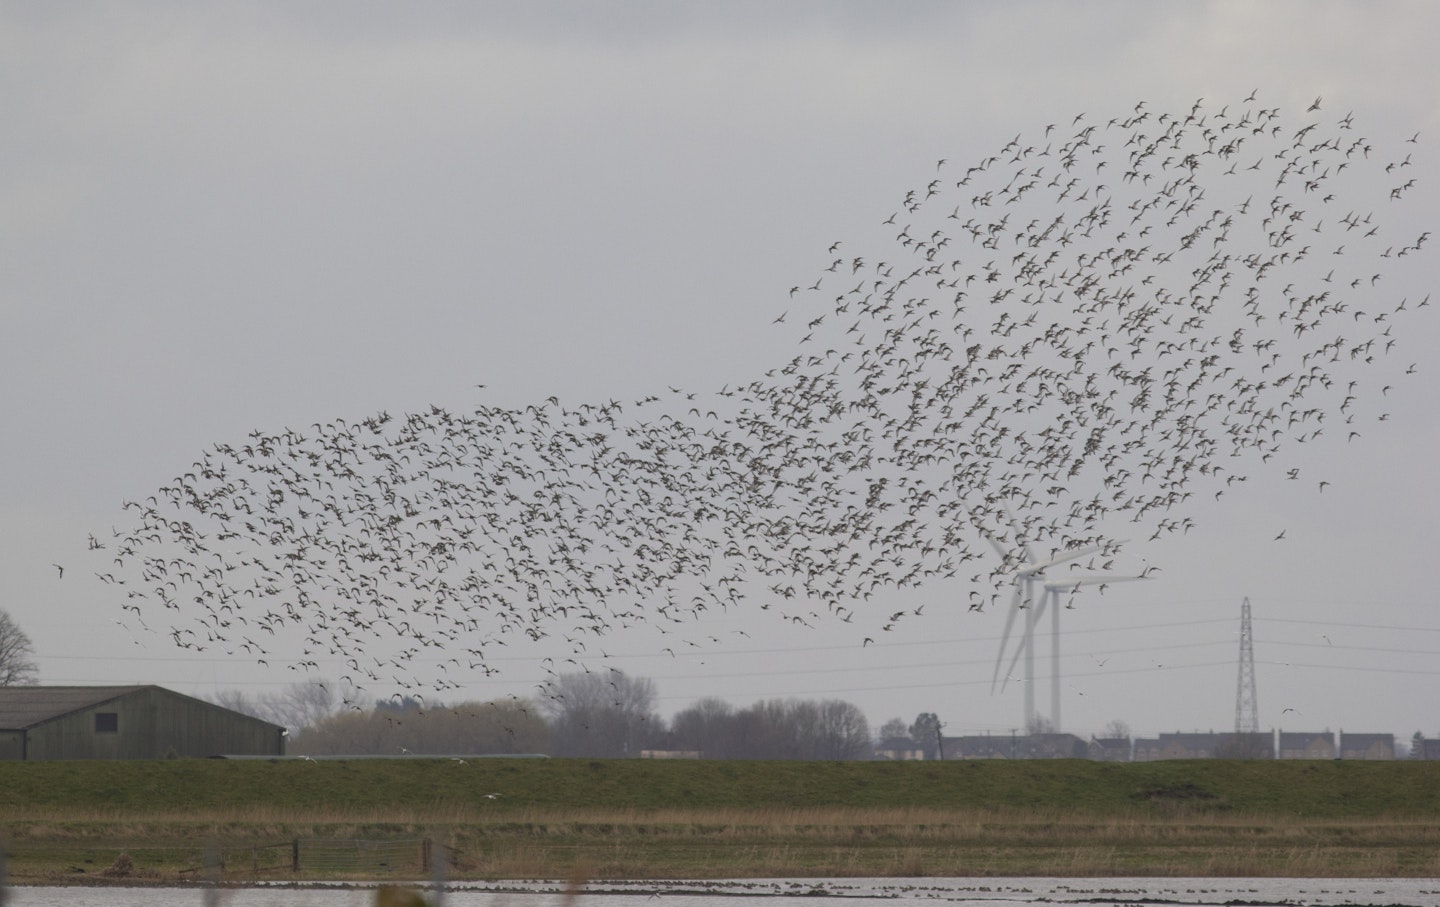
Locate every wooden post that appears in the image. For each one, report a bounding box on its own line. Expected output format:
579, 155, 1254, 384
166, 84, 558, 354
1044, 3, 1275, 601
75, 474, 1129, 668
203, 840, 221, 907
292, 839, 300, 873
429, 834, 448, 907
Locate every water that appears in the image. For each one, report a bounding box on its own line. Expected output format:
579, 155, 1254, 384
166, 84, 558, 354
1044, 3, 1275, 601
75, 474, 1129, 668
7, 878, 1440, 907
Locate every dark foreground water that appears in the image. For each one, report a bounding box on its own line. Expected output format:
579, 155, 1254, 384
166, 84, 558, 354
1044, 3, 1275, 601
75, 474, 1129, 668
8, 877, 1440, 907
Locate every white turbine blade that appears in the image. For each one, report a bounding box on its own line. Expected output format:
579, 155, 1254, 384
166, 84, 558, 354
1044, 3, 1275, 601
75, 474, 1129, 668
1020, 542, 1108, 576
999, 601, 1033, 693
990, 582, 1024, 692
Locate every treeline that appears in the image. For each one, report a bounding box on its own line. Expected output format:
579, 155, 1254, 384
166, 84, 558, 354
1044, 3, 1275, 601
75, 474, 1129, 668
667, 696, 871, 760
291, 697, 551, 756
215, 672, 874, 760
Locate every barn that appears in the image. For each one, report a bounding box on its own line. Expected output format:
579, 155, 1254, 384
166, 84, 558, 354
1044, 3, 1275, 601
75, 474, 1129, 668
0, 685, 285, 760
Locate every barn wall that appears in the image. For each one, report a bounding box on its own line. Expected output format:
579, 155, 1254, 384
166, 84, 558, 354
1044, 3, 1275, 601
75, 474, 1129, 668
23, 688, 283, 760
0, 730, 24, 760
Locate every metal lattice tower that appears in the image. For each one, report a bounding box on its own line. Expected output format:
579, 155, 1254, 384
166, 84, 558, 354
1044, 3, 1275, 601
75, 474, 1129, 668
1235, 597, 1259, 734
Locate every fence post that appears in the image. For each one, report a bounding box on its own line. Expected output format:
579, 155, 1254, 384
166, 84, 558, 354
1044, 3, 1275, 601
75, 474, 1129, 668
292, 839, 300, 873
422, 838, 432, 874
203, 840, 221, 907
428, 835, 447, 907
1, 839, 9, 907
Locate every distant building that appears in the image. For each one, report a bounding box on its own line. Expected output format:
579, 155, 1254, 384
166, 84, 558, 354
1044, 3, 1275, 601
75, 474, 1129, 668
1090, 736, 1132, 762
1023, 733, 1091, 759
1131, 737, 1162, 760
1133, 732, 1221, 760
1416, 737, 1440, 761
873, 736, 926, 760
639, 749, 700, 759
908, 728, 1405, 761
943, 732, 1090, 760
1133, 731, 1273, 760
943, 734, 1015, 759
1214, 731, 1275, 759
1278, 731, 1335, 759
1337, 732, 1395, 760
0, 685, 285, 760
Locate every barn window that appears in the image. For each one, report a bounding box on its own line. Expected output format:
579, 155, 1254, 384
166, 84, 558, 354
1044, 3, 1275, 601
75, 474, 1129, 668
95, 712, 118, 733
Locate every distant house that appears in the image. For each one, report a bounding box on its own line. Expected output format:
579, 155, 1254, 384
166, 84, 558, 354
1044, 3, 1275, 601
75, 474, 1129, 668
943, 735, 1016, 759
0, 685, 285, 760
1214, 731, 1275, 759
1090, 736, 1132, 762
1133, 732, 1222, 760
1131, 737, 1162, 761
1278, 731, 1335, 759
1338, 732, 1395, 760
1133, 731, 1273, 760
942, 733, 1090, 760
1023, 733, 1091, 759
873, 736, 926, 760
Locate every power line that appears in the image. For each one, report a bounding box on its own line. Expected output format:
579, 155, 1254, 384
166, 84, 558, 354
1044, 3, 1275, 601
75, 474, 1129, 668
1260, 616, 1440, 634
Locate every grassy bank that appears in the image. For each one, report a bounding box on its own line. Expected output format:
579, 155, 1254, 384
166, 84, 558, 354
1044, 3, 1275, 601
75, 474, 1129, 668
3, 758, 1439, 882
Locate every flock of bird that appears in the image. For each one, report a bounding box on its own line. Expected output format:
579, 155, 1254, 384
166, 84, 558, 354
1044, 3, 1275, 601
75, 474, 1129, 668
89, 95, 1429, 698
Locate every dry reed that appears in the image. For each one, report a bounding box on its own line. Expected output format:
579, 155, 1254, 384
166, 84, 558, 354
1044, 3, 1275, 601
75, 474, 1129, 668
8, 801, 1440, 881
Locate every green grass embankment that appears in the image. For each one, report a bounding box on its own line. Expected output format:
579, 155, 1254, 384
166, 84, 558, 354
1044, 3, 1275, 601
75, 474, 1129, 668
3, 758, 1439, 883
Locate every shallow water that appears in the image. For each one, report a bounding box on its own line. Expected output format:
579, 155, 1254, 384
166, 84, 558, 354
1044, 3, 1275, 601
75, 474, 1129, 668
8, 877, 1440, 907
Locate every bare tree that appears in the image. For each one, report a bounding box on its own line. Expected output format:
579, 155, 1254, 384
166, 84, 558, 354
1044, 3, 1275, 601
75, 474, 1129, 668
814, 699, 871, 760
673, 695, 887, 761
262, 680, 343, 732
730, 699, 804, 759
292, 698, 550, 756
539, 670, 663, 757
1101, 719, 1132, 740
877, 717, 910, 742
0, 608, 39, 686
210, 688, 263, 718
670, 696, 736, 757
207, 680, 347, 732
1026, 714, 1055, 736
909, 712, 943, 760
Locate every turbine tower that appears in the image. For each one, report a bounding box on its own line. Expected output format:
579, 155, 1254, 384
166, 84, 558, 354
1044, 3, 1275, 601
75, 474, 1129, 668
986, 531, 1141, 733
1035, 573, 1145, 732
1235, 597, 1259, 734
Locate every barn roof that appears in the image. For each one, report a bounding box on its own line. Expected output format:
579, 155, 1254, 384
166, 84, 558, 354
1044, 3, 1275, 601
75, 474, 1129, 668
0, 685, 149, 730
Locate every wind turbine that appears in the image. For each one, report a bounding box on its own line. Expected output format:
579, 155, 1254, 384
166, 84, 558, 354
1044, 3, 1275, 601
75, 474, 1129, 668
1033, 573, 1146, 732
985, 530, 1141, 733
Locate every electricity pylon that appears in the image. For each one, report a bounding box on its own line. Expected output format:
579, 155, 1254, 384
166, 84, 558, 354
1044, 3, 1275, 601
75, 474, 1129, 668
1235, 597, 1259, 734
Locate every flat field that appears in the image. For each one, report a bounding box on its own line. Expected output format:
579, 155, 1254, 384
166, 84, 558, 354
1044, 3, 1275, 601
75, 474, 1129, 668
2, 758, 1439, 883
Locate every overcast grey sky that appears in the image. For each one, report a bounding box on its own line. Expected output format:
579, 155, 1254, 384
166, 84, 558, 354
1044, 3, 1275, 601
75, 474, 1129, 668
3, 1, 1437, 742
